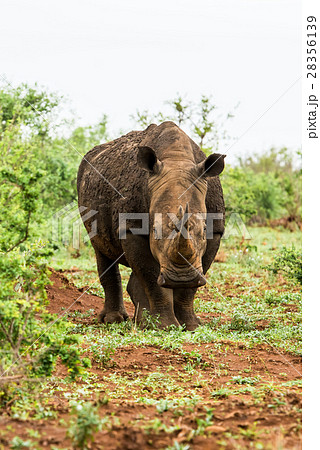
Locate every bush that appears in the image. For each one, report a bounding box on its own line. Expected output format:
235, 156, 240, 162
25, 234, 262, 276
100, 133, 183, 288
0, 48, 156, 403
222, 148, 301, 225
0, 242, 90, 408
265, 246, 302, 285
0, 83, 110, 252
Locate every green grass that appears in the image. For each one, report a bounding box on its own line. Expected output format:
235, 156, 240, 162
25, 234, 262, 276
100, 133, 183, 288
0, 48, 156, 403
50, 226, 302, 356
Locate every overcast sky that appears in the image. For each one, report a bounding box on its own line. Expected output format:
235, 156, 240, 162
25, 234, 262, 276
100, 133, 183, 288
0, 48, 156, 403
1, 0, 301, 162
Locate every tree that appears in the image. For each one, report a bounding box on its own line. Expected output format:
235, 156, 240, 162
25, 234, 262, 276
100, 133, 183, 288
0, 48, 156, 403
131, 94, 236, 154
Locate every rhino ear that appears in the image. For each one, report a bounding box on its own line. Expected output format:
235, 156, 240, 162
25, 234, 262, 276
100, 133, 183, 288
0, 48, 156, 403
137, 146, 163, 174
196, 153, 226, 178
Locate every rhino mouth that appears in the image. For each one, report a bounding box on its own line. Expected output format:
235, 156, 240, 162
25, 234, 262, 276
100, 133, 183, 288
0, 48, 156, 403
157, 266, 206, 289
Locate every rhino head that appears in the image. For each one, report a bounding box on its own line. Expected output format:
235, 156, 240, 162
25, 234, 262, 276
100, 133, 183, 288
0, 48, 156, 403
137, 145, 225, 289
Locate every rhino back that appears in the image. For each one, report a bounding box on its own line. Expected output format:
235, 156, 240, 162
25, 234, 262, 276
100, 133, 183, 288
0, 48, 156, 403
77, 127, 155, 258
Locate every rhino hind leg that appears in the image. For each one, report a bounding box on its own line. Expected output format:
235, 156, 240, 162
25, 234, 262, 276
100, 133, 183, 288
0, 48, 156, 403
173, 288, 201, 331
94, 249, 129, 324
127, 272, 150, 323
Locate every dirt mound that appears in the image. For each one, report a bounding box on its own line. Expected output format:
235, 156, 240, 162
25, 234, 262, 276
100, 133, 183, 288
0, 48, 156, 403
46, 269, 135, 320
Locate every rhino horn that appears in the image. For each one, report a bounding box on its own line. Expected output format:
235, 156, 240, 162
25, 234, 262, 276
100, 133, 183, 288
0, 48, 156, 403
168, 233, 195, 265
177, 203, 190, 233
168, 204, 195, 264
177, 231, 194, 261
177, 204, 184, 225
184, 202, 190, 233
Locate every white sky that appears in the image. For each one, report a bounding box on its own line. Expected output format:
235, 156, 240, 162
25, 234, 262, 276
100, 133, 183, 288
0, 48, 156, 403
1, 0, 301, 162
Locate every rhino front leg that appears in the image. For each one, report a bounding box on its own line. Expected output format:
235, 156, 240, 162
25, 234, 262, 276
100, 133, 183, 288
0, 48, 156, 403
122, 236, 179, 329
143, 281, 179, 329
127, 272, 150, 323
94, 249, 129, 324
173, 288, 201, 331
173, 234, 222, 330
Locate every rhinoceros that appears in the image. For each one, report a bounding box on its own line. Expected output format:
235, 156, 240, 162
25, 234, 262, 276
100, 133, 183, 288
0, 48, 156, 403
77, 121, 225, 330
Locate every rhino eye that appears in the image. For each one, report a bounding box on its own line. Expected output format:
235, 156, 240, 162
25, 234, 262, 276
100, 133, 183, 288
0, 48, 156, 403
153, 227, 159, 239
203, 223, 207, 237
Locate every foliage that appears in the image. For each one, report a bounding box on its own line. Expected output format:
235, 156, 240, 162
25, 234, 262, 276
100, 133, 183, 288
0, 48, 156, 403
222, 147, 301, 224
67, 402, 105, 450
265, 245, 302, 284
0, 82, 61, 137
0, 242, 90, 409
0, 83, 110, 254
0, 83, 72, 251
0, 91, 46, 252
222, 147, 302, 224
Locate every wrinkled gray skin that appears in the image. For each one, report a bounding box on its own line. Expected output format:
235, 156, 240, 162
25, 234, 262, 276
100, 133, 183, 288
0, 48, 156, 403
77, 122, 225, 330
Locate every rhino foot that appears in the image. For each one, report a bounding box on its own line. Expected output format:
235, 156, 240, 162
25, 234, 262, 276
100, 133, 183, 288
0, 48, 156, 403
98, 309, 129, 324
175, 312, 201, 331
139, 312, 180, 330
158, 316, 181, 329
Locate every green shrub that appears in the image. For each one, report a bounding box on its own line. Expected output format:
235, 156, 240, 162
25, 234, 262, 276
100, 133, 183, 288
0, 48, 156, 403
0, 242, 90, 408
266, 246, 302, 285
222, 167, 288, 222
222, 148, 301, 224
0, 83, 110, 252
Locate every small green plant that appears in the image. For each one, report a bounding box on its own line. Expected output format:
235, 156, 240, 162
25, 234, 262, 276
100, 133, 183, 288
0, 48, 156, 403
141, 309, 161, 330
67, 402, 105, 450
143, 417, 179, 435
232, 376, 260, 385
211, 386, 231, 399
156, 399, 172, 413
264, 290, 281, 305
194, 408, 214, 436
239, 422, 261, 440
91, 341, 115, 365
10, 436, 35, 449
267, 397, 286, 409
26, 429, 40, 439
265, 245, 302, 284
181, 350, 203, 365
229, 311, 255, 331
